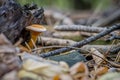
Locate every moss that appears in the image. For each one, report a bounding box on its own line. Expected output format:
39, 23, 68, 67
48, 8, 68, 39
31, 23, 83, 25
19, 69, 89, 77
90, 40, 112, 45
62, 36, 84, 41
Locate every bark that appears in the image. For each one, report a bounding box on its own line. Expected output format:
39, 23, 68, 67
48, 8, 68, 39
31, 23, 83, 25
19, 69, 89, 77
40, 24, 120, 57
39, 37, 76, 46
54, 25, 106, 33
0, 0, 46, 44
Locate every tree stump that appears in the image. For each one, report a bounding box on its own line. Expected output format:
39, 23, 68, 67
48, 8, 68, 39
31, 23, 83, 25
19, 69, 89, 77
0, 0, 46, 44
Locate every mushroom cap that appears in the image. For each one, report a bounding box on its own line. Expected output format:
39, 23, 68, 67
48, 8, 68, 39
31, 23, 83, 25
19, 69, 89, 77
26, 24, 46, 32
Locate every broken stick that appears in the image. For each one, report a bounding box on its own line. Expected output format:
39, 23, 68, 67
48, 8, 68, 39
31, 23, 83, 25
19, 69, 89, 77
40, 24, 120, 58
54, 25, 106, 33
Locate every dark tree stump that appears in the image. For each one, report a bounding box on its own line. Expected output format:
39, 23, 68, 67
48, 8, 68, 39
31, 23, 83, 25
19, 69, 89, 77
0, 0, 46, 44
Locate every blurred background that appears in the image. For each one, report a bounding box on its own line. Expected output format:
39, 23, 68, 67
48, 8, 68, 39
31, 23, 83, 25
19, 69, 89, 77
16, 0, 120, 27
18, 0, 112, 10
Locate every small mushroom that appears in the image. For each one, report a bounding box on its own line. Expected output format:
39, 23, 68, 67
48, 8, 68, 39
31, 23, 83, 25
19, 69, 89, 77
26, 24, 46, 49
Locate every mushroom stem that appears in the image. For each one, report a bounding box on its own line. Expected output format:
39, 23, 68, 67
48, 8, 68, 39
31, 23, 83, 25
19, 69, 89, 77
25, 24, 46, 50
28, 31, 41, 49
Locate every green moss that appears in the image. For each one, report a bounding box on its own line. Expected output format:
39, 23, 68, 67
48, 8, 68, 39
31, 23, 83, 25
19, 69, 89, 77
90, 40, 112, 45
17, 0, 74, 10
62, 36, 84, 41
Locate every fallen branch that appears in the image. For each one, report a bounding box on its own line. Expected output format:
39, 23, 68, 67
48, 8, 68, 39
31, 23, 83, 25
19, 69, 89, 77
33, 45, 119, 55
38, 37, 76, 46
53, 31, 97, 39
38, 37, 119, 53
40, 24, 120, 57
54, 25, 106, 33
53, 31, 81, 38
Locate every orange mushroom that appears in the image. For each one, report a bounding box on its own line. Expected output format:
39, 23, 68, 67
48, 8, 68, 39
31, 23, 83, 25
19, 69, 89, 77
26, 24, 46, 49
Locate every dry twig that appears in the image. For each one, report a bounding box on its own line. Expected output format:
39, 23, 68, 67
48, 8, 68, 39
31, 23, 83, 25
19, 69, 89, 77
40, 24, 120, 57
54, 25, 106, 33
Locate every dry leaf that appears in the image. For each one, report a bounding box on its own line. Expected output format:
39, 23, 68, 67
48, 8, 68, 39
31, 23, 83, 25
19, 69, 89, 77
59, 61, 69, 69
21, 56, 70, 79
70, 62, 88, 75
23, 59, 50, 71
96, 67, 108, 76
18, 70, 43, 80
53, 74, 60, 80
91, 48, 105, 65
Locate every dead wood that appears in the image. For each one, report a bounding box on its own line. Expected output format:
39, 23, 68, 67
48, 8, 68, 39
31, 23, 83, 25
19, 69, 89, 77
52, 31, 82, 39
39, 37, 76, 46
0, 0, 46, 44
39, 36, 116, 47
40, 24, 120, 57
54, 25, 106, 33
53, 31, 104, 40
38, 36, 119, 54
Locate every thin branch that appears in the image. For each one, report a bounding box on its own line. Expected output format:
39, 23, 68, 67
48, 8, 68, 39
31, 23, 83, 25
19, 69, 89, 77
54, 25, 106, 33
40, 24, 120, 58
110, 47, 120, 54
32, 46, 80, 51
38, 37, 76, 46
